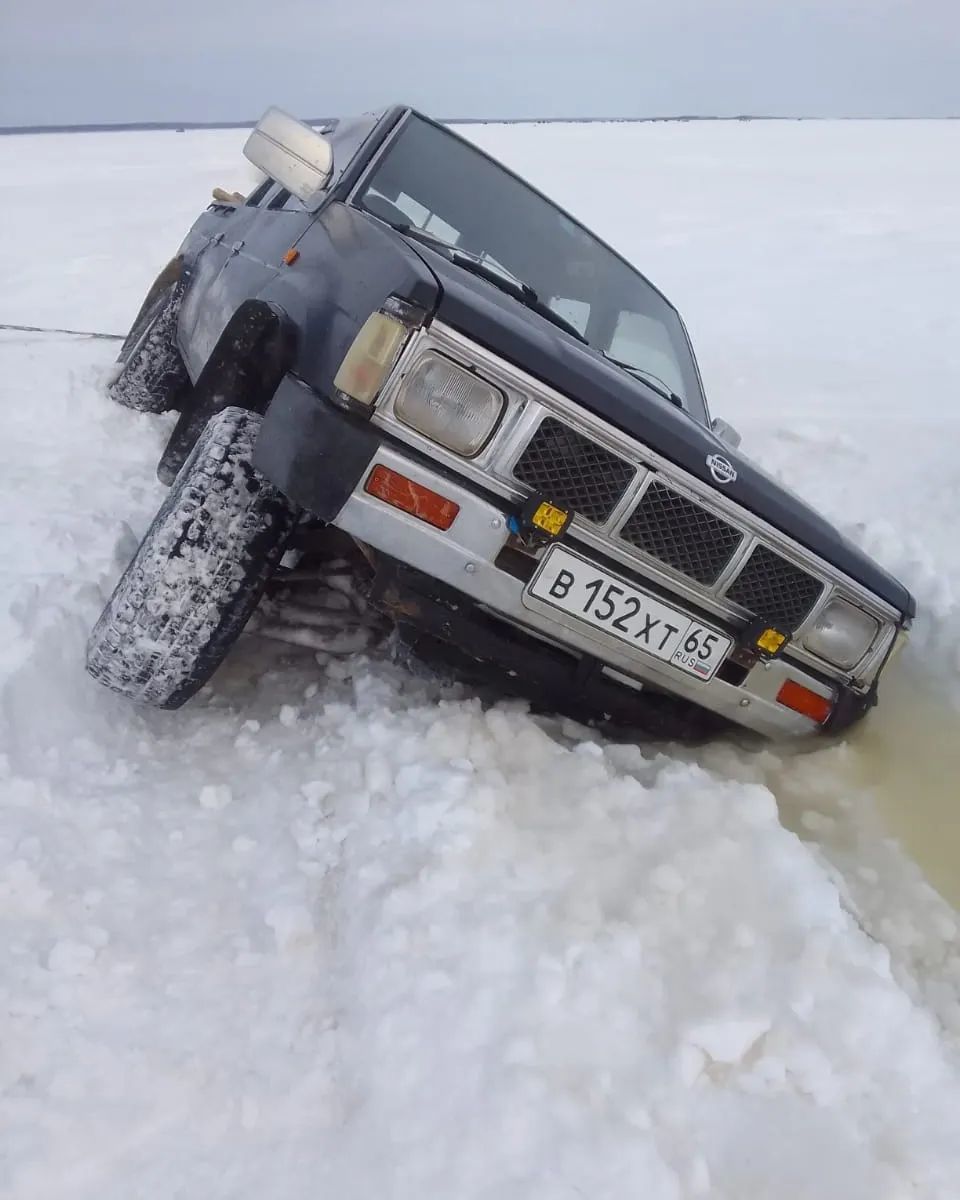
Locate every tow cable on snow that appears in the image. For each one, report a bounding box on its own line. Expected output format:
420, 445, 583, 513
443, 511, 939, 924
0, 322, 124, 341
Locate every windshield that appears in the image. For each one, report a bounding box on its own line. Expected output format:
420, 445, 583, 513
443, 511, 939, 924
356, 114, 708, 422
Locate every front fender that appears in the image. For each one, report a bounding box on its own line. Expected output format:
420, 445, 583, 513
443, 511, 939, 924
255, 202, 439, 399
253, 374, 381, 518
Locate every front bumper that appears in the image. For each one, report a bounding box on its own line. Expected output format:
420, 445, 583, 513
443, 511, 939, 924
336, 445, 843, 738
256, 376, 856, 738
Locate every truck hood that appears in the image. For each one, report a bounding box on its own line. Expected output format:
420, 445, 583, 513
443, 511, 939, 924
409, 242, 915, 618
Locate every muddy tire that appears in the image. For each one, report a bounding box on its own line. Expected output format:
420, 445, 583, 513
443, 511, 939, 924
86, 407, 298, 708
109, 283, 190, 414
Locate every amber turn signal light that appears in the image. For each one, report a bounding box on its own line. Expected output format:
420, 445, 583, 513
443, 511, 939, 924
364, 465, 460, 531
776, 679, 834, 724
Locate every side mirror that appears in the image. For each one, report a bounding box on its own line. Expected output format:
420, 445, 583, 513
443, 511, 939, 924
243, 107, 334, 211
711, 417, 742, 449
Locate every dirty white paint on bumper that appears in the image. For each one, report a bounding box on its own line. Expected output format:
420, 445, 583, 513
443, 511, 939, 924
332, 445, 832, 738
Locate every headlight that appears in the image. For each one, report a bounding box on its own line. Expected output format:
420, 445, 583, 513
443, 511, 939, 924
334, 312, 407, 407
394, 352, 505, 456
802, 598, 880, 669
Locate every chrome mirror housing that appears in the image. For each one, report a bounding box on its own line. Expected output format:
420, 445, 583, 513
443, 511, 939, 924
243, 108, 334, 210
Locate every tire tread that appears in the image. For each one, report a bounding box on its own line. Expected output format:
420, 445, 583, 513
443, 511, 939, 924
109, 284, 189, 414
86, 407, 297, 708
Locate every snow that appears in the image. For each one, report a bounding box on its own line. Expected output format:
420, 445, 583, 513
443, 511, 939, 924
1, 120, 960, 1197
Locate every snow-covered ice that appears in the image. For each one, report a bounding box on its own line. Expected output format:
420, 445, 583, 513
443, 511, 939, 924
1, 120, 959, 1197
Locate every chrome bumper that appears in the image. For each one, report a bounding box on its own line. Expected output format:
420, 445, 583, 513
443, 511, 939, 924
332, 445, 833, 738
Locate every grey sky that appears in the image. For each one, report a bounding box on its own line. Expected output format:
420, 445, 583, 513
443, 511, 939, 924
2, 0, 958, 125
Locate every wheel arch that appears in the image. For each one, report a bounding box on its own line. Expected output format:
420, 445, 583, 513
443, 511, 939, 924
156, 299, 299, 484
194, 297, 298, 417
124, 255, 187, 344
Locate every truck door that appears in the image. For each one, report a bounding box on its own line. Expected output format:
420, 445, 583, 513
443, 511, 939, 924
178, 179, 313, 377
179, 113, 391, 378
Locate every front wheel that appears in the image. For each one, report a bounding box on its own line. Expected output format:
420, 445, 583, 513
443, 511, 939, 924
108, 282, 190, 414
86, 407, 298, 708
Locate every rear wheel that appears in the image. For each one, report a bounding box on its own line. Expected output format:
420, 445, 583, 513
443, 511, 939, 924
108, 282, 190, 414
86, 407, 298, 708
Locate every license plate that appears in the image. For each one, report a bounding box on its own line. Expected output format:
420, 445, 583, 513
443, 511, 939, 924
524, 546, 732, 682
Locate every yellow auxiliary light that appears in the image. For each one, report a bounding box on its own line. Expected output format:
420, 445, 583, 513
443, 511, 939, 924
741, 619, 791, 660
511, 495, 573, 544
531, 501, 569, 536
756, 627, 788, 655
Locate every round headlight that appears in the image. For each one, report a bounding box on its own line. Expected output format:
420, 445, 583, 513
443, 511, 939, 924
802, 598, 879, 669
394, 352, 504, 457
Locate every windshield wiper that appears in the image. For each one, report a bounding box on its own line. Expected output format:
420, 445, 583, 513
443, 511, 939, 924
358, 205, 458, 254
367, 212, 589, 346
446, 253, 589, 345
392, 222, 458, 253
601, 353, 685, 410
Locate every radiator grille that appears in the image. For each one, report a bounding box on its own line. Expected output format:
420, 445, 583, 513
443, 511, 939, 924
619, 480, 744, 585
725, 545, 824, 631
511, 416, 825, 634
513, 417, 635, 524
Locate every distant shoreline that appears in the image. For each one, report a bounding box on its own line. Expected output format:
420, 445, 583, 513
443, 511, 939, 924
2, 114, 956, 136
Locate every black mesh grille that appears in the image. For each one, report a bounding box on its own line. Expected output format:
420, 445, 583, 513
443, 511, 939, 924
619, 480, 744, 585
725, 545, 823, 631
513, 418, 635, 523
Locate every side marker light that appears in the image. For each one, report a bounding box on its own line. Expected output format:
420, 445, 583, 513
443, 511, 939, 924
777, 679, 834, 724
365, 465, 460, 531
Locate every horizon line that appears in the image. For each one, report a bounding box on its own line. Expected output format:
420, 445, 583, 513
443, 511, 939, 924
2, 114, 958, 136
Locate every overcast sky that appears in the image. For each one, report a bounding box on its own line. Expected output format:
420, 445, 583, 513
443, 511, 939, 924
1, 0, 958, 126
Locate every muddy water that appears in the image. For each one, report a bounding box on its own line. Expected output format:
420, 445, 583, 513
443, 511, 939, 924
845, 676, 960, 910
683, 669, 960, 912
756, 673, 960, 911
